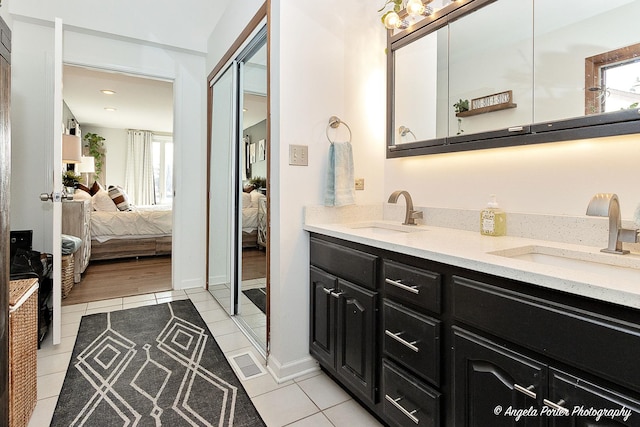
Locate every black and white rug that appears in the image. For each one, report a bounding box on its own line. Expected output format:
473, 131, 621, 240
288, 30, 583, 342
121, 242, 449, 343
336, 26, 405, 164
242, 288, 266, 315
51, 300, 265, 426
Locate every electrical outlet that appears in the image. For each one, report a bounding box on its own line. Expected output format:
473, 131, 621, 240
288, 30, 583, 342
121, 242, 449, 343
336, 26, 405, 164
355, 178, 365, 190
289, 144, 308, 166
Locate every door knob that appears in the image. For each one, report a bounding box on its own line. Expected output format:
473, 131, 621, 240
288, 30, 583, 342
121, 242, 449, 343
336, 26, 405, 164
40, 192, 73, 202
40, 192, 54, 202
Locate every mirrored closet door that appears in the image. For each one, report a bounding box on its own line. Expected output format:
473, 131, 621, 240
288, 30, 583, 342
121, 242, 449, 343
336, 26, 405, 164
208, 26, 268, 353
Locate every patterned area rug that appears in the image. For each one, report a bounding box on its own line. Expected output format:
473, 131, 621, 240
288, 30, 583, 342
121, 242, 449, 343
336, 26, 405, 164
51, 300, 265, 426
242, 288, 266, 314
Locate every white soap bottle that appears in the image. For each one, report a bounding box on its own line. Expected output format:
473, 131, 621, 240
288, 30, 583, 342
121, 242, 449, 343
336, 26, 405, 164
480, 194, 506, 236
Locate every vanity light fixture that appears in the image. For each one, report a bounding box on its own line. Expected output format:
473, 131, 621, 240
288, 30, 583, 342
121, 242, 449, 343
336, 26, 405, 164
381, 0, 434, 30
101, 89, 116, 95
398, 125, 416, 140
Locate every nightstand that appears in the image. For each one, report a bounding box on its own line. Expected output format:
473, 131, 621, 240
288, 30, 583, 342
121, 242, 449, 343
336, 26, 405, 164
62, 199, 91, 282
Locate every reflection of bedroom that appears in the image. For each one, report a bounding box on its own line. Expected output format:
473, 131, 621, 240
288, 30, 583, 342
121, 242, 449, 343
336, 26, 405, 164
61, 65, 175, 303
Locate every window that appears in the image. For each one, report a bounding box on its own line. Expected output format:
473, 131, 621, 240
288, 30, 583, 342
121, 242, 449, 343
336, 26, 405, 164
152, 134, 173, 205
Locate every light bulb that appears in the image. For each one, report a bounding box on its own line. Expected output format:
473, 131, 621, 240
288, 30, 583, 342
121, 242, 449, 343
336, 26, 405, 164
383, 11, 401, 29
406, 0, 425, 16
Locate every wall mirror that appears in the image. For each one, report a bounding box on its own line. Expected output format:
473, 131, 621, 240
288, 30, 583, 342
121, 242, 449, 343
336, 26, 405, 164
388, 0, 640, 157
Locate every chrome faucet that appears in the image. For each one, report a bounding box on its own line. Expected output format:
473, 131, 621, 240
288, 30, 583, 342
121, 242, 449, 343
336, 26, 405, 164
388, 190, 423, 225
586, 193, 639, 254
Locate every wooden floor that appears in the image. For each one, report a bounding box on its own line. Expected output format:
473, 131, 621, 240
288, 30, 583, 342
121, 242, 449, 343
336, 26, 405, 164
242, 248, 267, 280
63, 249, 266, 306
63, 256, 172, 306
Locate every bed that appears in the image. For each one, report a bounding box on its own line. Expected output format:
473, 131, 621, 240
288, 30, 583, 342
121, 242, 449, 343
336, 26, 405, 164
242, 190, 266, 248
90, 204, 173, 261
72, 185, 173, 261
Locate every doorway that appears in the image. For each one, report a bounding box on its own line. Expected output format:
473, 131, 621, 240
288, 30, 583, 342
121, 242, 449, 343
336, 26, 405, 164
61, 65, 175, 304
207, 25, 268, 352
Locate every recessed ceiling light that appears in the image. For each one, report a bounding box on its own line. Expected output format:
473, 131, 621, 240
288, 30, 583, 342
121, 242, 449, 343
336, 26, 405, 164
101, 89, 116, 95
104, 107, 117, 112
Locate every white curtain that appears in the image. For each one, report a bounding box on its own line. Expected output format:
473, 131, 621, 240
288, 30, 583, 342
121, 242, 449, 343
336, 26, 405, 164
124, 130, 155, 205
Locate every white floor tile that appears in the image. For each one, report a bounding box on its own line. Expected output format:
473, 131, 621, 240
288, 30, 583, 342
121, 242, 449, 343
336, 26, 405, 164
251, 383, 319, 426
37, 371, 66, 400
37, 352, 72, 377
189, 291, 216, 303
206, 319, 240, 337
28, 395, 58, 427
60, 310, 84, 325
122, 299, 158, 310
193, 298, 223, 313
122, 293, 156, 304
216, 330, 252, 353
199, 309, 229, 324
60, 322, 80, 338
156, 294, 189, 304
286, 412, 334, 427
86, 297, 123, 309
85, 304, 123, 316
37, 335, 76, 359
297, 373, 351, 410
293, 369, 322, 383
184, 287, 208, 294
61, 303, 87, 314
323, 399, 383, 427
155, 290, 187, 299
239, 369, 292, 399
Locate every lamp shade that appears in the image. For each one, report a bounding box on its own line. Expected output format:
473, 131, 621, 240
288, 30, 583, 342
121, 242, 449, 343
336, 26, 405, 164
76, 156, 95, 174
62, 134, 82, 164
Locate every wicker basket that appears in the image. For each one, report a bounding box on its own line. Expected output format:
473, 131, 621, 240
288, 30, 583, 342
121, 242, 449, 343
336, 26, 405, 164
61, 254, 74, 298
9, 278, 38, 427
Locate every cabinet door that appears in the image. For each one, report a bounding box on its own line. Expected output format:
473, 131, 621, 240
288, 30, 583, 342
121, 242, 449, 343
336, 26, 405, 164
309, 267, 338, 369
547, 368, 640, 427
336, 278, 378, 404
454, 328, 546, 427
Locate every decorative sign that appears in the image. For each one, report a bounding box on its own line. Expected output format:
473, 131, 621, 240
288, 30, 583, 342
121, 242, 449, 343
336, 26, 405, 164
456, 90, 517, 117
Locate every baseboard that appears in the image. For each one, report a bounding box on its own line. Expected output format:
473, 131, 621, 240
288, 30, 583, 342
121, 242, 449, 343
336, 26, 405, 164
266, 354, 320, 383
176, 278, 204, 290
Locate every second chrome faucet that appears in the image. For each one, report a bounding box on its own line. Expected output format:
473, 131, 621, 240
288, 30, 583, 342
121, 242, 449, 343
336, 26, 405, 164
388, 190, 423, 225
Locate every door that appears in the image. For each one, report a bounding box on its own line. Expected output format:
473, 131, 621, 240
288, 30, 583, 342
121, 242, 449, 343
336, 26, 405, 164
208, 63, 238, 315
336, 279, 378, 404
453, 327, 546, 427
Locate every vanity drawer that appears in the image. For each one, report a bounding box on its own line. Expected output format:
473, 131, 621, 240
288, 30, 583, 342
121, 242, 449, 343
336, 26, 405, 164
384, 299, 440, 386
382, 359, 440, 427
383, 259, 441, 314
310, 238, 378, 290
453, 275, 640, 394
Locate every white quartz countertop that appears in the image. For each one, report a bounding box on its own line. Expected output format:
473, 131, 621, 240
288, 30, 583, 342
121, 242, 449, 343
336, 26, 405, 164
304, 220, 640, 310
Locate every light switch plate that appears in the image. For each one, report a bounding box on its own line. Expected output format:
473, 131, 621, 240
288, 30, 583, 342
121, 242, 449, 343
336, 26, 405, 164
289, 144, 308, 166
355, 178, 364, 190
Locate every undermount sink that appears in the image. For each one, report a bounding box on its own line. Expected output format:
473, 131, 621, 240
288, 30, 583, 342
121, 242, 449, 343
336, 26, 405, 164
345, 221, 427, 235
490, 245, 640, 282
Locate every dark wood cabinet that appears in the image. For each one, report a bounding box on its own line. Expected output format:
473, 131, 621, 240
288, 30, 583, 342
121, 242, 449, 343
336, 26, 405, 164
453, 328, 546, 427
309, 238, 379, 406
308, 233, 640, 426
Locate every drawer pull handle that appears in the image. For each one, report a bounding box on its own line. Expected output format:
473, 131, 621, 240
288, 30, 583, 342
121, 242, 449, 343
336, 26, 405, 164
543, 399, 570, 416
321, 287, 333, 294
385, 394, 419, 425
330, 290, 344, 299
385, 329, 419, 352
385, 278, 420, 294
514, 384, 537, 399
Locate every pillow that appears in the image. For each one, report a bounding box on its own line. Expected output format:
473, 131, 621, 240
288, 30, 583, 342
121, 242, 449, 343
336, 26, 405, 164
242, 192, 251, 208
89, 181, 104, 196
76, 183, 91, 194
108, 185, 131, 211
250, 189, 264, 208
92, 189, 118, 212
72, 189, 91, 201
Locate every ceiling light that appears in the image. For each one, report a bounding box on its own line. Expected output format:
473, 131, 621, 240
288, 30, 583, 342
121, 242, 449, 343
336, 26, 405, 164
101, 89, 116, 95
104, 107, 117, 112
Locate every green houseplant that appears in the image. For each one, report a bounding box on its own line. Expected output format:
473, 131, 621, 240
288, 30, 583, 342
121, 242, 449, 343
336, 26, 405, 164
83, 132, 106, 181
62, 170, 81, 190
249, 176, 266, 190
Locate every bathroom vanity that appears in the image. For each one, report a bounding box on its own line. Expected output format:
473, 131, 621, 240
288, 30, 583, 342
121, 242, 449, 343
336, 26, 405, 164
306, 220, 640, 426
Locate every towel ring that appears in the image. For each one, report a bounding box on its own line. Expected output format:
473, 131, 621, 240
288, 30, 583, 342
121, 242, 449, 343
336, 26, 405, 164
326, 115, 352, 144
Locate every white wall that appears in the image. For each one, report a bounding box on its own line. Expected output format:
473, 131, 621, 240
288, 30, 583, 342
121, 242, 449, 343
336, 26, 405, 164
10, 18, 208, 291
81, 126, 127, 187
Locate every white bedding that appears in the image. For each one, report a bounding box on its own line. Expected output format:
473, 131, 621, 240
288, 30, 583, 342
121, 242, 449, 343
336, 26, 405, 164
243, 207, 258, 233
91, 205, 172, 243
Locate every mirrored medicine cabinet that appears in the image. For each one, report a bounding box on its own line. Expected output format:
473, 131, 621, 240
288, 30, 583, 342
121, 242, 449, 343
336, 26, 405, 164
387, 0, 640, 157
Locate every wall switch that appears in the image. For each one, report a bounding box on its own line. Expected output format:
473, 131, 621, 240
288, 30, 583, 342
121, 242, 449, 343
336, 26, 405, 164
289, 144, 308, 166
355, 178, 365, 190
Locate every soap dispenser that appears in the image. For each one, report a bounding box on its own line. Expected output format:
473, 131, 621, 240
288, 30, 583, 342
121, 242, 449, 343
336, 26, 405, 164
480, 194, 506, 236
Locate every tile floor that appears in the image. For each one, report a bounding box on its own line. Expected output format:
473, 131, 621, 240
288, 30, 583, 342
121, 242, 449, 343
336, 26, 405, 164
29, 287, 383, 426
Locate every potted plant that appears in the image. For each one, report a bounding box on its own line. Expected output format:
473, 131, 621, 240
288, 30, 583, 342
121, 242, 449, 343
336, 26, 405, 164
83, 132, 106, 182
249, 176, 266, 191
62, 170, 81, 193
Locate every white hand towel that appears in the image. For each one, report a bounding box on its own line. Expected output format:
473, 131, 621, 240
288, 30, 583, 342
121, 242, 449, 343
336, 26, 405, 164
324, 141, 355, 207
